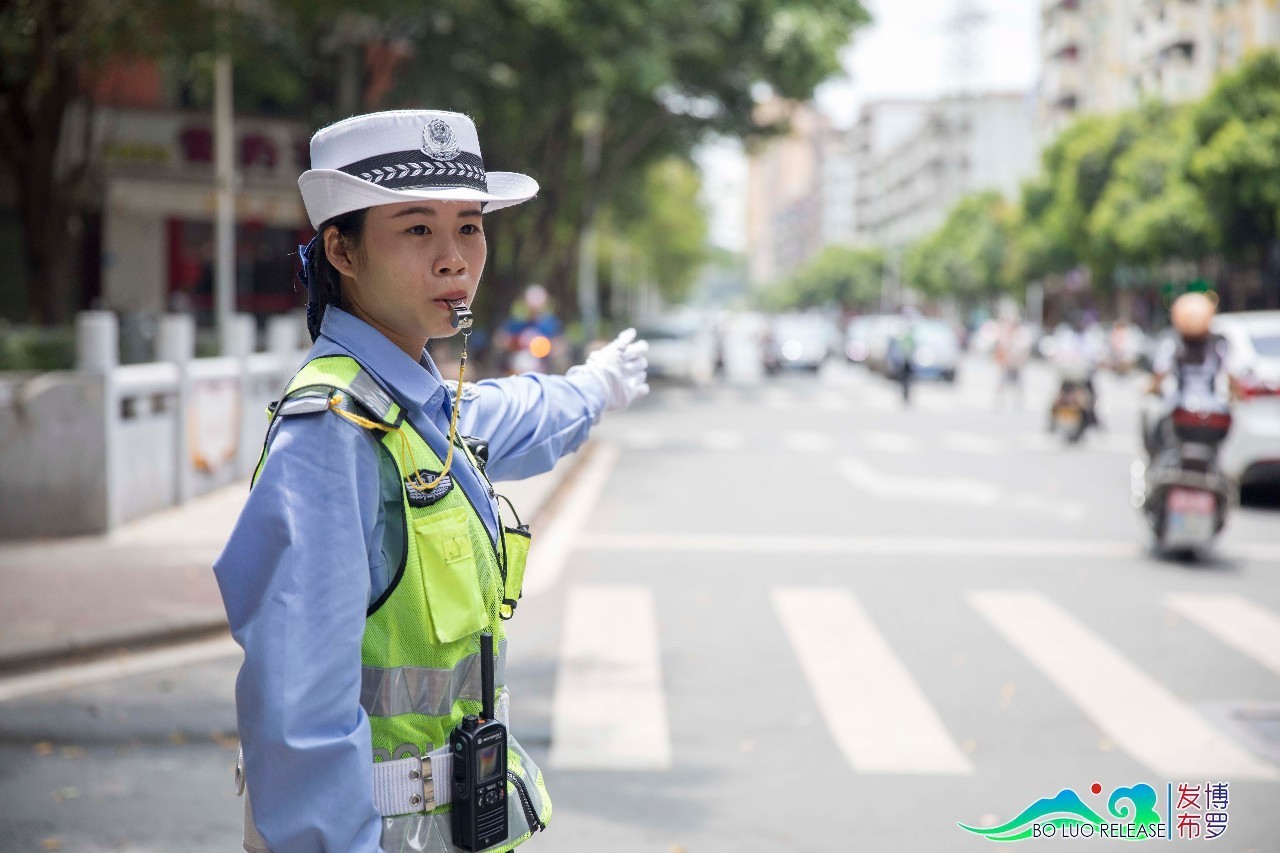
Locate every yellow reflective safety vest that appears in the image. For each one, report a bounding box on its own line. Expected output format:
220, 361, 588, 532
252, 354, 549, 851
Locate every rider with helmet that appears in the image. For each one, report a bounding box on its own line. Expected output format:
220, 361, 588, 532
1142, 292, 1231, 459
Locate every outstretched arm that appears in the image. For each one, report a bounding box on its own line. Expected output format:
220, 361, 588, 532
458, 329, 649, 481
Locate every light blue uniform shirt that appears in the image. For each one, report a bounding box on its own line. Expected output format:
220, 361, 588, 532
214, 308, 605, 852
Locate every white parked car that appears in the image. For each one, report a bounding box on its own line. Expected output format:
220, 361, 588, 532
1213, 311, 1280, 487
768, 313, 838, 372
634, 316, 715, 384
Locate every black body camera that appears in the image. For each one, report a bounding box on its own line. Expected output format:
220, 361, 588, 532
450, 632, 507, 851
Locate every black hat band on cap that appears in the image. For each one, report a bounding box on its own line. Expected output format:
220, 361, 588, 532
338, 149, 488, 192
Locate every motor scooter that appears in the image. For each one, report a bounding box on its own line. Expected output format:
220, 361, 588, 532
1133, 399, 1233, 558
1049, 379, 1094, 444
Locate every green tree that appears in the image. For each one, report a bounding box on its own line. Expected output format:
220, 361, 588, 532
1188, 51, 1280, 265
1008, 110, 1145, 288
762, 244, 883, 312
1088, 113, 1217, 274
373, 0, 872, 322
0, 0, 166, 322
904, 191, 1015, 305
2, 0, 871, 324
605, 156, 709, 307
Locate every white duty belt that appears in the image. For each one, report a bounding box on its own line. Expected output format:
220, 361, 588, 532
238, 690, 510, 852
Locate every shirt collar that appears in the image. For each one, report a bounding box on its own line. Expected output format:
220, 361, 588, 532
318, 307, 448, 412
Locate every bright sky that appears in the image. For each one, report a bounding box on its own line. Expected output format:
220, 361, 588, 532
700, 0, 1040, 251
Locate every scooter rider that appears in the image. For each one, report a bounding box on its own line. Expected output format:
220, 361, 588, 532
1050, 315, 1101, 430
214, 110, 649, 852
1142, 292, 1230, 459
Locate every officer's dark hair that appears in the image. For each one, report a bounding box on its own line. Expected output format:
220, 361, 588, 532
302, 207, 368, 342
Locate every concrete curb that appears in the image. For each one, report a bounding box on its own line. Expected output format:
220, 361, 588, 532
0, 441, 596, 675
0, 612, 232, 675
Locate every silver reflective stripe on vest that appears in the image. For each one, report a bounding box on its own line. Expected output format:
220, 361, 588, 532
361, 641, 507, 718
381, 790, 530, 851
348, 369, 400, 424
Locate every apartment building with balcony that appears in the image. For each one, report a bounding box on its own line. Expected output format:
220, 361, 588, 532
1039, 0, 1280, 140
855, 93, 1037, 248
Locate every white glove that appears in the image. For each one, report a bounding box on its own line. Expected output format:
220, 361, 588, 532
570, 327, 650, 415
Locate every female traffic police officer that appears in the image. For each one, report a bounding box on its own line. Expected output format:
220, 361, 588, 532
214, 110, 649, 852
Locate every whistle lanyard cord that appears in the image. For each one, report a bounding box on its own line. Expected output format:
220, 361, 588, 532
329, 333, 469, 492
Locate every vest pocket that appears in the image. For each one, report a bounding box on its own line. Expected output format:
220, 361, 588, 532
500, 526, 531, 619
412, 506, 487, 644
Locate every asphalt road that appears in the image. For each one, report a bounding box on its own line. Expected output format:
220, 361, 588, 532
2, 357, 1278, 852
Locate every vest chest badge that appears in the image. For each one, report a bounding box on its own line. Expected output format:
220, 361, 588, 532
405, 470, 454, 507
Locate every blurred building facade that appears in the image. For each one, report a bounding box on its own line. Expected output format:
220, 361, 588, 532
1039, 0, 1280, 140
745, 102, 830, 286
854, 93, 1037, 248
745, 93, 1036, 286
0, 55, 319, 328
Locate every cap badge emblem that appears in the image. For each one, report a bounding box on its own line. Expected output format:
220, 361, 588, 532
422, 119, 460, 161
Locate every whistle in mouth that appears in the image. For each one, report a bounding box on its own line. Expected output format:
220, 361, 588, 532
446, 298, 474, 331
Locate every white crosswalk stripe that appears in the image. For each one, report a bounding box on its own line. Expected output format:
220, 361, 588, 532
939, 431, 1003, 456
543, 582, 1280, 777
861, 431, 921, 454
969, 590, 1279, 780
773, 587, 974, 775
1165, 593, 1280, 677
550, 585, 672, 771
815, 392, 852, 412
839, 457, 1002, 506
701, 429, 746, 451
781, 430, 834, 454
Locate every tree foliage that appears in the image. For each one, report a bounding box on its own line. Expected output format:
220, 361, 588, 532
905, 191, 1015, 302
762, 244, 883, 312
1088, 113, 1217, 271
605, 157, 709, 306
0, 0, 871, 324
1188, 51, 1280, 261
918, 51, 1280, 308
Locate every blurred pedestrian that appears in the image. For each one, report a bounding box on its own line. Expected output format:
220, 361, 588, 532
888, 310, 919, 405
214, 110, 649, 852
994, 317, 1029, 410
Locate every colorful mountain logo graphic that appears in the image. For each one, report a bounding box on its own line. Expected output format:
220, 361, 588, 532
959, 784, 1160, 843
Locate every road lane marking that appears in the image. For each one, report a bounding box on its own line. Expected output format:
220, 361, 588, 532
815, 393, 851, 412
783, 430, 833, 454
969, 591, 1278, 779
839, 458, 1002, 505
773, 588, 973, 775
616, 429, 665, 450
523, 443, 619, 599
839, 458, 1086, 521
939, 432, 1003, 456
1165, 593, 1280, 677
761, 388, 795, 410
573, 533, 1280, 563
701, 430, 747, 451
0, 635, 241, 703
860, 431, 921, 454
1093, 433, 1141, 455
913, 394, 958, 413
550, 585, 671, 771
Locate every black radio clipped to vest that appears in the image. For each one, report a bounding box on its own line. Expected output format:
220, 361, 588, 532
450, 631, 507, 850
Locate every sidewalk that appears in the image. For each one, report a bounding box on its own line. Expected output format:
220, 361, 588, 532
0, 444, 593, 672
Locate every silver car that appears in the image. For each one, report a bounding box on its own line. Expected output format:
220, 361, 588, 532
769, 314, 838, 372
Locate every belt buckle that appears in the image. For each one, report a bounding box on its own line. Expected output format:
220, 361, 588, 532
408, 756, 435, 812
